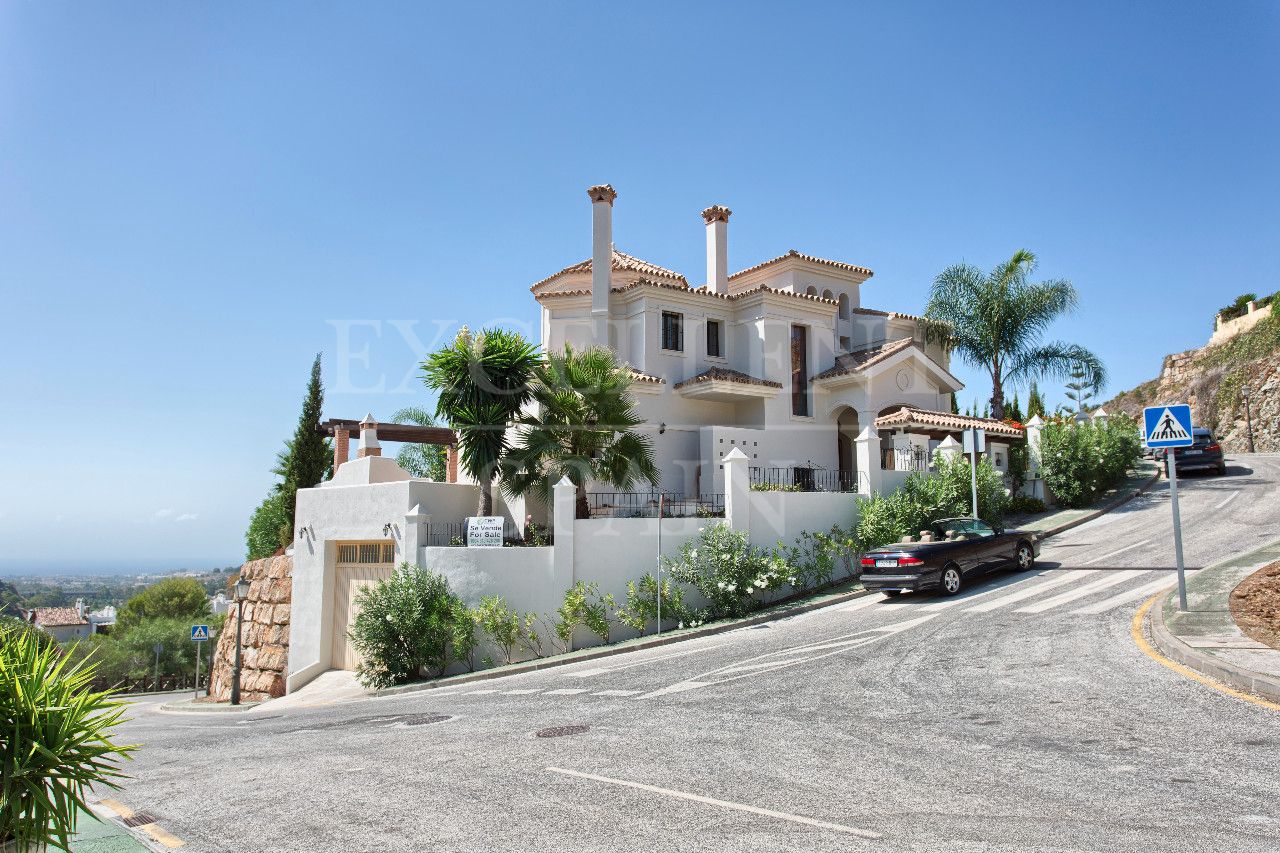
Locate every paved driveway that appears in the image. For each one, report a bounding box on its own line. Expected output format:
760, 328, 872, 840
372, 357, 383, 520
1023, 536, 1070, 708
106, 455, 1280, 852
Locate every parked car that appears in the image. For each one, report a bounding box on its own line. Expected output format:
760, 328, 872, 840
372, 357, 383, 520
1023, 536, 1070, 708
859, 518, 1040, 597
1152, 428, 1227, 475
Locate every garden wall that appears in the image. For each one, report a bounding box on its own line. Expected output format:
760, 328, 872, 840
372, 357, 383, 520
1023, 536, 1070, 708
209, 554, 292, 702
746, 490, 858, 549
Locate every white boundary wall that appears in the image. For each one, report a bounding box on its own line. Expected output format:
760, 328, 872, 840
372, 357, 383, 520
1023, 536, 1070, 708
287, 450, 871, 691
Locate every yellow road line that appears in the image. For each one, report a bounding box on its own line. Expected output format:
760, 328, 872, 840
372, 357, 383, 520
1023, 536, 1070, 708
97, 799, 134, 819
1132, 594, 1280, 712
142, 823, 186, 849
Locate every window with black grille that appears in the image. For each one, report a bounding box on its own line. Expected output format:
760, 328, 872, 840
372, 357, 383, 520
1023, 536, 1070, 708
706, 319, 722, 357
661, 311, 684, 352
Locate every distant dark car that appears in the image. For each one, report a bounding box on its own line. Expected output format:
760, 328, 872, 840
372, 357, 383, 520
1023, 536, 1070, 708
1152, 428, 1227, 475
859, 517, 1040, 597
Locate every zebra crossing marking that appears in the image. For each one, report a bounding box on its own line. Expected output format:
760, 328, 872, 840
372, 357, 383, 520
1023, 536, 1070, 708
1015, 570, 1150, 613
963, 569, 1098, 613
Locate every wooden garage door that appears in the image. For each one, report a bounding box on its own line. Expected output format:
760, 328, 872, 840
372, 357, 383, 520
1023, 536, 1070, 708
331, 542, 395, 671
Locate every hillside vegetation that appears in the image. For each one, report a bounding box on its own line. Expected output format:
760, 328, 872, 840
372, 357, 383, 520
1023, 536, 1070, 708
1105, 309, 1280, 451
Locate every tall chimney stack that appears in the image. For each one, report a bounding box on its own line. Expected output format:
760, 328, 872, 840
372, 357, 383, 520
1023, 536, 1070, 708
702, 205, 731, 294
587, 184, 616, 345
357, 413, 381, 459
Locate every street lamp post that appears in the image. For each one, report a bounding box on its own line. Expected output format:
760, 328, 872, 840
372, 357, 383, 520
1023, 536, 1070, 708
1242, 385, 1256, 454
230, 576, 251, 706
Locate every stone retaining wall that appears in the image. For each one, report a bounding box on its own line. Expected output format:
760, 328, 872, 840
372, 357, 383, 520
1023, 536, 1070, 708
208, 554, 292, 702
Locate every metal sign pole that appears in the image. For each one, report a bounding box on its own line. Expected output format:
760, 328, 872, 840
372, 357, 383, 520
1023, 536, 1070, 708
967, 430, 979, 519
656, 493, 664, 636
194, 640, 202, 699
1168, 451, 1189, 611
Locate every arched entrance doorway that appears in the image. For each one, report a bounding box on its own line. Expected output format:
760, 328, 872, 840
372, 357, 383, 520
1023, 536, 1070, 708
835, 407, 860, 490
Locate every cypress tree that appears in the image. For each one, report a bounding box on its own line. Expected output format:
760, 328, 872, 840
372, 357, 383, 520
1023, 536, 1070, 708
1027, 382, 1047, 419
281, 353, 331, 521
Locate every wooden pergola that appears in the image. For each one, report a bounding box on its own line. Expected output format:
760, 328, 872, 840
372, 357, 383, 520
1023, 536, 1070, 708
319, 418, 458, 481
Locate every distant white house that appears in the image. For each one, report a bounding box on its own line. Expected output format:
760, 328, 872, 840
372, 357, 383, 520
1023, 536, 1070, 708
87, 603, 116, 635
210, 592, 230, 615
24, 601, 91, 643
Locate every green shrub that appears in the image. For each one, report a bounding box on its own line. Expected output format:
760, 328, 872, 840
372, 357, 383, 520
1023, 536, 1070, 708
1039, 414, 1141, 508
856, 454, 1008, 550
555, 582, 615, 649
348, 564, 462, 688
773, 527, 860, 590
474, 595, 523, 665
614, 574, 689, 634
0, 630, 137, 851
448, 600, 478, 672
663, 524, 791, 620
246, 490, 292, 561
1008, 495, 1047, 515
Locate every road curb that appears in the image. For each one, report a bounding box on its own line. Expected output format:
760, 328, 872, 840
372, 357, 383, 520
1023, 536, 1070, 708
156, 697, 262, 714
374, 584, 875, 698
1028, 466, 1161, 541
1149, 587, 1280, 706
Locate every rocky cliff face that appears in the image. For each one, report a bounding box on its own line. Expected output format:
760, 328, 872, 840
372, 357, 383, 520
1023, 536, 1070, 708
208, 554, 292, 702
1105, 315, 1280, 452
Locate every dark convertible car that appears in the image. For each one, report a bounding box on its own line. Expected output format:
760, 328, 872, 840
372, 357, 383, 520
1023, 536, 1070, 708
859, 517, 1040, 597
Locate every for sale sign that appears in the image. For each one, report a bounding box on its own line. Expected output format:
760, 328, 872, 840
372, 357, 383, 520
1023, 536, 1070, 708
466, 516, 504, 548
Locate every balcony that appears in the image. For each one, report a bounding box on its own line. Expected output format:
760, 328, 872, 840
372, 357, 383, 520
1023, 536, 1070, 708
674, 367, 781, 402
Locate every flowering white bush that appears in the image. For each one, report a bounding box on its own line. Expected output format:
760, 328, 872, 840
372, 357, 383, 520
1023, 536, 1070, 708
663, 524, 789, 619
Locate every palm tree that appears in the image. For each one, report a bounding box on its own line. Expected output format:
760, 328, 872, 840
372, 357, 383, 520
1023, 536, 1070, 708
390, 406, 448, 481
503, 345, 660, 519
421, 327, 542, 516
923, 250, 1106, 420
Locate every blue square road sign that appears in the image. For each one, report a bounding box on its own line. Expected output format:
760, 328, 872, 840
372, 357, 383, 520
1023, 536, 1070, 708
1143, 405, 1194, 448
191, 624, 210, 642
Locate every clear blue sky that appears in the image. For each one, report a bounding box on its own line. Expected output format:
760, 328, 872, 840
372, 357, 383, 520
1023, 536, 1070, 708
2, 2, 1277, 573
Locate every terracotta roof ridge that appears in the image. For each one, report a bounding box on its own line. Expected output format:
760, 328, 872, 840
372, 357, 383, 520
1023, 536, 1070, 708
674, 366, 782, 390
728, 248, 874, 281
531, 248, 687, 292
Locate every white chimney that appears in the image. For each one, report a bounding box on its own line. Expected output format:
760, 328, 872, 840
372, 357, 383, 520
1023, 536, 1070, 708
357, 413, 381, 459
75, 598, 85, 619
587, 184, 616, 345
702, 205, 731, 294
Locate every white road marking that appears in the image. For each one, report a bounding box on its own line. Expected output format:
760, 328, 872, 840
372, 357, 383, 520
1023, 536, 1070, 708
1070, 572, 1194, 614
1214, 490, 1240, 510
918, 570, 1052, 611
963, 570, 1098, 613
546, 767, 882, 839
1015, 570, 1150, 613
592, 689, 641, 697
543, 688, 587, 696
640, 614, 937, 698
565, 643, 728, 678
501, 689, 541, 695
1081, 538, 1153, 566
461, 689, 498, 695
837, 593, 907, 612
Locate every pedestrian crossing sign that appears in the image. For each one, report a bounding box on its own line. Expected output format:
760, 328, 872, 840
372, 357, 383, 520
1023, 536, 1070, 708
191, 624, 210, 642
1143, 404, 1194, 448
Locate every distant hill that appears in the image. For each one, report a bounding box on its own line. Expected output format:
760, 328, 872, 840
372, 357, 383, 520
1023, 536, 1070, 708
1103, 310, 1280, 451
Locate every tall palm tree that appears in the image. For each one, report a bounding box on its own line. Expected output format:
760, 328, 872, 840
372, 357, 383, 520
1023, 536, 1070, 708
421, 327, 542, 516
923, 250, 1106, 420
503, 345, 659, 519
390, 406, 448, 481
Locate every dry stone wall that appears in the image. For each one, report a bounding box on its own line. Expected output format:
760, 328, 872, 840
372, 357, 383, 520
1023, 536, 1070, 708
208, 554, 292, 702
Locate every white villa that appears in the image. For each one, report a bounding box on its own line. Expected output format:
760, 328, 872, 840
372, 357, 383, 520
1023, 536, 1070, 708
285, 184, 1022, 693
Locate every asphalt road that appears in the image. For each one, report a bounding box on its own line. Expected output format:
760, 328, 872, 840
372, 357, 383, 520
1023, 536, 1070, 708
107, 455, 1280, 852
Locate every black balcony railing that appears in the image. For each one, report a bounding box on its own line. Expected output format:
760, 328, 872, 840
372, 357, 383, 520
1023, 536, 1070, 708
585, 492, 725, 518
882, 447, 931, 472
748, 466, 860, 492
425, 519, 546, 547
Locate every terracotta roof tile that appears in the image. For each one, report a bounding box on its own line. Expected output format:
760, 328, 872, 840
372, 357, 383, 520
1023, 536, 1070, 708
626, 367, 665, 385
673, 366, 782, 390
812, 338, 915, 380
31, 607, 88, 628
535, 278, 839, 308
728, 249, 874, 281
531, 249, 688, 293
875, 407, 1024, 438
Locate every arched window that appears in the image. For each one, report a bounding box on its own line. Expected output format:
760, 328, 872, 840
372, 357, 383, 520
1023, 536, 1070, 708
805, 285, 818, 296
822, 288, 834, 301
838, 293, 850, 320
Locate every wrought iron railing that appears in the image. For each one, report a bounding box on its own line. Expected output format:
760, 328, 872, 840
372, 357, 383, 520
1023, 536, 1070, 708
425, 519, 542, 547
882, 447, 931, 472
748, 467, 859, 492
585, 492, 725, 518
